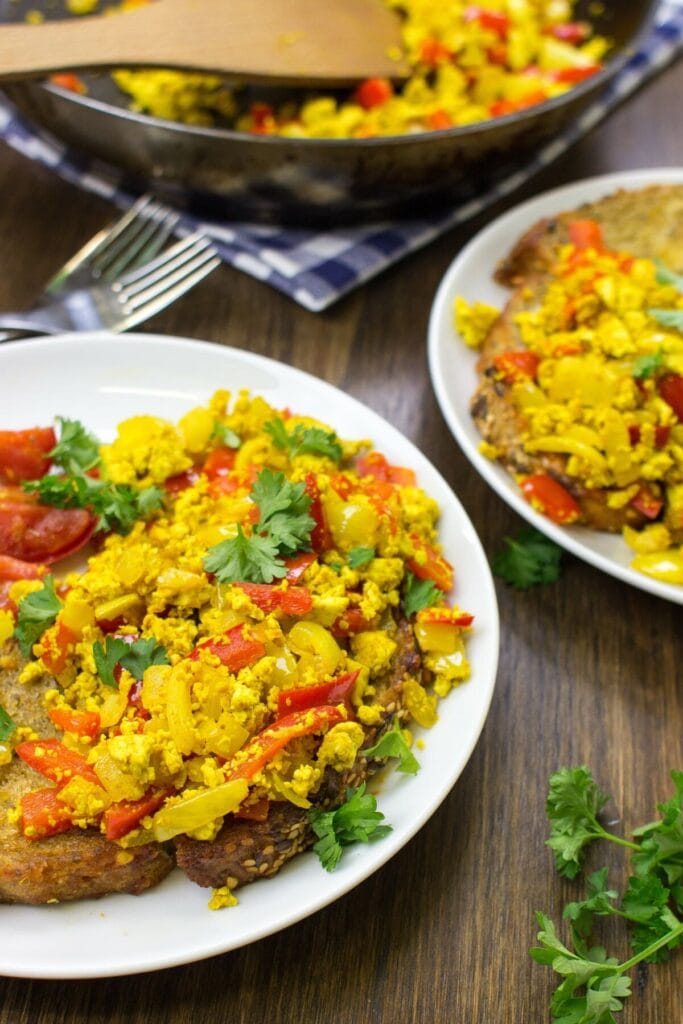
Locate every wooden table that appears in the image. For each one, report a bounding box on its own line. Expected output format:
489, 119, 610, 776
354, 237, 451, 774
0, 57, 682, 1024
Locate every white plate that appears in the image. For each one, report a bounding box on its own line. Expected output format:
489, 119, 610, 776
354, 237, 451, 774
428, 168, 683, 606
0, 332, 499, 978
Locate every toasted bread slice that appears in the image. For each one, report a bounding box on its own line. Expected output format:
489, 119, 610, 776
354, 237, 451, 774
471, 185, 683, 533
0, 646, 173, 905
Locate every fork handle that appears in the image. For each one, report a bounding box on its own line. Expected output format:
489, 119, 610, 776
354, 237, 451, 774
0, 312, 66, 335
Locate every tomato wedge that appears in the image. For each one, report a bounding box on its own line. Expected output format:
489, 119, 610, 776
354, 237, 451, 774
225, 705, 345, 782
519, 474, 581, 525
277, 670, 359, 717
189, 624, 266, 672
0, 553, 47, 581
20, 787, 74, 840
16, 738, 100, 787
235, 582, 313, 616
0, 486, 95, 564
0, 427, 56, 484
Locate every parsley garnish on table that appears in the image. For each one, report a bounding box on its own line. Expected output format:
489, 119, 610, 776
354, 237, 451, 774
14, 576, 62, 657
93, 635, 170, 688
532, 766, 683, 1023
264, 416, 343, 463
493, 527, 563, 589
204, 468, 315, 583
23, 416, 164, 535
308, 783, 392, 872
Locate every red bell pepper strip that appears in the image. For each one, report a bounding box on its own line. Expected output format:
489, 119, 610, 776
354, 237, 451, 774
414, 608, 474, 628
356, 451, 417, 487
226, 705, 345, 782
235, 582, 313, 616
48, 707, 101, 740
547, 21, 589, 43
189, 624, 266, 672
630, 486, 664, 521
493, 350, 540, 383
550, 64, 601, 84
16, 738, 101, 788
406, 534, 454, 592
463, 6, 510, 36
519, 474, 581, 525
284, 551, 317, 583
40, 618, 79, 676
19, 787, 74, 840
164, 468, 200, 495
330, 606, 377, 638
354, 77, 393, 109
418, 38, 453, 67
103, 788, 169, 841
659, 374, 683, 421
305, 473, 332, 552
202, 447, 237, 479
277, 670, 360, 717
0, 427, 56, 484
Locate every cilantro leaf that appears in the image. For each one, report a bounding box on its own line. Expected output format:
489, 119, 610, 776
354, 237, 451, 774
253, 469, 314, 556
14, 576, 62, 657
546, 767, 612, 879
648, 308, 683, 332
308, 783, 392, 871
93, 635, 170, 688
0, 704, 16, 742
264, 417, 343, 463
347, 546, 375, 570
654, 259, 683, 291
362, 718, 420, 775
204, 525, 286, 584
632, 349, 665, 380
401, 570, 442, 616
211, 421, 241, 449
493, 527, 563, 590
50, 417, 101, 472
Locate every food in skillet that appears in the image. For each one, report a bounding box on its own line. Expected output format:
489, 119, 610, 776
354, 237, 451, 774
50, 0, 608, 136
0, 391, 472, 906
455, 185, 683, 585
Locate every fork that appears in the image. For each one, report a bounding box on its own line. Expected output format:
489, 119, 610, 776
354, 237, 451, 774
0, 232, 220, 335
45, 194, 182, 296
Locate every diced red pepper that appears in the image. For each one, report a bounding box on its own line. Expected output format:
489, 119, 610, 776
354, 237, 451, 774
356, 451, 417, 487
103, 788, 169, 841
16, 738, 101, 788
164, 468, 200, 494
48, 707, 101, 740
202, 447, 237, 479
284, 551, 317, 583
659, 374, 683, 421
354, 77, 394, 110
277, 670, 360, 717
40, 618, 78, 676
493, 349, 540, 382
406, 534, 454, 592
330, 606, 377, 638
568, 219, 605, 252
547, 22, 589, 44
519, 474, 581, 525
19, 787, 74, 840
189, 624, 266, 672
0, 427, 56, 484
305, 474, 332, 553
630, 486, 664, 521
463, 6, 510, 36
50, 72, 87, 94
426, 109, 454, 131
235, 582, 313, 616
655, 425, 671, 448
550, 64, 601, 84
414, 608, 474, 628
225, 705, 345, 782
419, 38, 453, 67
489, 90, 548, 118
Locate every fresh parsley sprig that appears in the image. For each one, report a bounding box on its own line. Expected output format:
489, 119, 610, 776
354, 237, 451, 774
308, 783, 392, 872
24, 472, 164, 536
493, 527, 563, 589
533, 767, 683, 1023
14, 576, 62, 657
401, 570, 443, 616
203, 468, 314, 584
50, 417, 101, 472
265, 416, 343, 463
362, 718, 420, 775
632, 349, 664, 380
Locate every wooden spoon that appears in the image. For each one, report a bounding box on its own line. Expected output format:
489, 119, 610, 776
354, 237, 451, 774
0, 0, 409, 85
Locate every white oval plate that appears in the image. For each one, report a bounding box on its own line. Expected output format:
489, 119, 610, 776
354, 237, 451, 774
0, 333, 499, 978
428, 168, 683, 606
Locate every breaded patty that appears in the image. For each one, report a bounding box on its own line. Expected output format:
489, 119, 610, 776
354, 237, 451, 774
0, 647, 173, 905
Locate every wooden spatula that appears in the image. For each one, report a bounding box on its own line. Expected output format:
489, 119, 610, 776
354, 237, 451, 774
0, 0, 409, 85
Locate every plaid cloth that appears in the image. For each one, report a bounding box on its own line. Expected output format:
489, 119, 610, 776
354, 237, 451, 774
1, 1, 682, 312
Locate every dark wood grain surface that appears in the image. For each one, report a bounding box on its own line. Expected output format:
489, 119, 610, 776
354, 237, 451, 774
0, 56, 682, 1024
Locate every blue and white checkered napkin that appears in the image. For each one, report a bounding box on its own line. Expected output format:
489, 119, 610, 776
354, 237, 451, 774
1, 1, 682, 312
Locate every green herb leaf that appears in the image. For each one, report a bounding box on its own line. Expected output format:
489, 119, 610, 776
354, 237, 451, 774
493, 527, 563, 590
50, 417, 101, 472
252, 468, 314, 556
401, 570, 443, 616
0, 704, 16, 742
14, 576, 62, 658
93, 635, 170, 688
264, 417, 343, 463
632, 771, 683, 896
648, 308, 683, 332
632, 349, 665, 380
347, 546, 375, 570
654, 259, 683, 291
546, 766, 611, 879
204, 525, 287, 585
211, 421, 241, 449
563, 868, 619, 950
362, 718, 420, 775
308, 783, 392, 872
24, 471, 164, 536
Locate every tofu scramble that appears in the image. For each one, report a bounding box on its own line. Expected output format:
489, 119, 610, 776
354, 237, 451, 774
0, 391, 472, 904
52, 1, 608, 136
456, 219, 683, 585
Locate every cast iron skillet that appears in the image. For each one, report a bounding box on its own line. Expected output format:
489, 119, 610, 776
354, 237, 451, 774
1, 0, 658, 224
